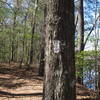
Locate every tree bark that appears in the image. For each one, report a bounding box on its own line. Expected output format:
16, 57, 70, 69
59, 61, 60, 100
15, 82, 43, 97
39, 44, 45, 76
77, 0, 84, 51
77, 0, 84, 84
43, 0, 76, 100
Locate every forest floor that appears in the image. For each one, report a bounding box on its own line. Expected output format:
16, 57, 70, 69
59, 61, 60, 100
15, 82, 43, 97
0, 63, 97, 100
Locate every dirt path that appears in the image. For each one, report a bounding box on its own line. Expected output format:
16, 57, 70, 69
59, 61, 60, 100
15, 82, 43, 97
0, 63, 43, 100
0, 63, 96, 100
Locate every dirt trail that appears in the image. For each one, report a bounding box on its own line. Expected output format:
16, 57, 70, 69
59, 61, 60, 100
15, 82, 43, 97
0, 63, 96, 100
0, 63, 43, 100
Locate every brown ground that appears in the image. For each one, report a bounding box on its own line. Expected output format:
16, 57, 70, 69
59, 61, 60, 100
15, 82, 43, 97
0, 63, 96, 100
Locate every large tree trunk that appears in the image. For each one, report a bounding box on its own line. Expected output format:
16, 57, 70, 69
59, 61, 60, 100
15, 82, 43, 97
43, 0, 76, 100
77, 0, 84, 84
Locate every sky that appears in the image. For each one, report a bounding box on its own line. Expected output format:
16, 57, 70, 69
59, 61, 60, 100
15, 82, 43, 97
85, 28, 100, 51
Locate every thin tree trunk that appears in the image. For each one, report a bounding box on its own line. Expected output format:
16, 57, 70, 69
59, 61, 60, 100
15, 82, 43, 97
19, 23, 26, 68
97, 72, 100, 100
39, 44, 45, 76
39, 5, 47, 76
11, 12, 16, 62
29, 0, 38, 67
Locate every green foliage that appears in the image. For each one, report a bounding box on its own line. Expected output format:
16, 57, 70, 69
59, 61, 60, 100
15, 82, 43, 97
75, 50, 99, 77
34, 33, 41, 40
0, 0, 43, 63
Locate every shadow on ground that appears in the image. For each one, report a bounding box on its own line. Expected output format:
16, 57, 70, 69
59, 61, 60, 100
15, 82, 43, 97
0, 63, 42, 80
0, 63, 97, 100
0, 90, 42, 98
0, 63, 43, 98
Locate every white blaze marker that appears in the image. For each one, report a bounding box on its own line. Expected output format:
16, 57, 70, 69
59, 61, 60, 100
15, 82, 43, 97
53, 40, 60, 54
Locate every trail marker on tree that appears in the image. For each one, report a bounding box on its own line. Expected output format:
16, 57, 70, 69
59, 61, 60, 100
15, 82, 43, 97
53, 40, 60, 54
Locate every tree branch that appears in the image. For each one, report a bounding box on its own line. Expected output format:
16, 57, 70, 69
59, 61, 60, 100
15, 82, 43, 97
75, 14, 78, 31
0, 0, 14, 12
84, 15, 100, 48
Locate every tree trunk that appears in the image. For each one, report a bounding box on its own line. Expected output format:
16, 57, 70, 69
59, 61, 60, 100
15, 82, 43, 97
29, 0, 38, 67
29, 23, 35, 65
77, 0, 84, 85
39, 5, 47, 76
43, 0, 76, 100
39, 45, 45, 76
11, 12, 16, 62
97, 71, 100, 100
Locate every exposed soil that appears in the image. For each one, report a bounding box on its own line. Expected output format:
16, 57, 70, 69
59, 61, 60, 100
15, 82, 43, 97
0, 63, 96, 100
76, 83, 96, 100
